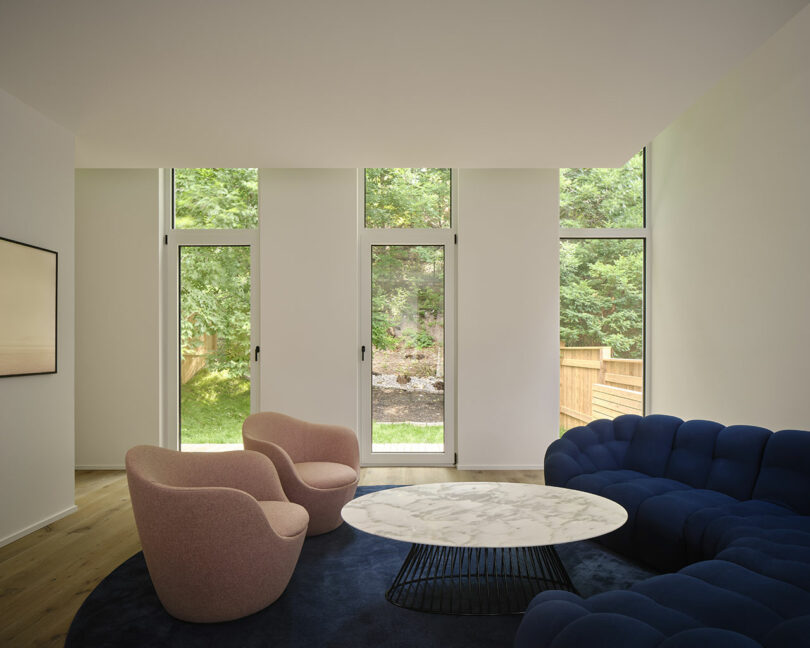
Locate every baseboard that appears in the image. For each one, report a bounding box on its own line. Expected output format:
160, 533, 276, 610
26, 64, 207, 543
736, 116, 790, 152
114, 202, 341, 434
75, 464, 125, 470
456, 464, 544, 471
0, 505, 78, 548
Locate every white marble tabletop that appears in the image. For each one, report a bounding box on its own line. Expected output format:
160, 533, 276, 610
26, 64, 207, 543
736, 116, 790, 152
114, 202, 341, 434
341, 482, 627, 548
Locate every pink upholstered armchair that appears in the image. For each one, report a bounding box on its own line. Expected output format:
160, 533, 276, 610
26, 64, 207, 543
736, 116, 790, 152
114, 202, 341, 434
125, 446, 309, 623
242, 412, 360, 536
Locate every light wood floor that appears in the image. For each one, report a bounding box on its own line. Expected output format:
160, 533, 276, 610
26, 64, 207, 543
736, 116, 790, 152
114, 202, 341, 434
0, 467, 544, 647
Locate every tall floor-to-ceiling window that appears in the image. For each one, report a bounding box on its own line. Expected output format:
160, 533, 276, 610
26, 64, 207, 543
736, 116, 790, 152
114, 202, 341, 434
559, 150, 648, 434
359, 168, 456, 466
165, 168, 260, 451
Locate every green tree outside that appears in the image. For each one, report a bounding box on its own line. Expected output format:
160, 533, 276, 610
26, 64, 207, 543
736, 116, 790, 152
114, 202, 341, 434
176, 168, 257, 444
559, 152, 644, 359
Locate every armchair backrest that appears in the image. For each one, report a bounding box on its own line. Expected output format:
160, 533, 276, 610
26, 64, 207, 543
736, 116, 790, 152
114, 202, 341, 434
243, 411, 360, 471
126, 445, 199, 488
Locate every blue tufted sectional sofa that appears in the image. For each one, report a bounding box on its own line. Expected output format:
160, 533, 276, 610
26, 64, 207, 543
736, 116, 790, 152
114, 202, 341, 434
515, 414, 810, 647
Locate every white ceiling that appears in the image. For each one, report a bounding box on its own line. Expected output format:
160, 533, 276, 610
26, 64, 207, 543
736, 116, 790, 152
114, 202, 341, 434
1, 0, 807, 168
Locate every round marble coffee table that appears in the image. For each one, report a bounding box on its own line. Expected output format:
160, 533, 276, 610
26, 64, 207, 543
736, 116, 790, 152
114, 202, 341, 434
341, 482, 627, 615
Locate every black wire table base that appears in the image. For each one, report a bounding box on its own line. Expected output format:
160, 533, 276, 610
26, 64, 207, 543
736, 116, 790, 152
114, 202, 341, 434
385, 543, 577, 615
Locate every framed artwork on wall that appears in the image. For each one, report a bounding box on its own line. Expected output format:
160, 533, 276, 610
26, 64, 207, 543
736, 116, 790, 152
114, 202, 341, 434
0, 236, 57, 377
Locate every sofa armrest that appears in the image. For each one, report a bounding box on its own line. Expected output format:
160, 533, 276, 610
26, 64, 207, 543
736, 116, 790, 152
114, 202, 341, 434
545, 417, 638, 487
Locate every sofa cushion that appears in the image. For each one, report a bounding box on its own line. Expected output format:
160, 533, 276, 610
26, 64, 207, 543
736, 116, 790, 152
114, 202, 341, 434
567, 469, 649, 495
717, 534, 810, 593
764, 615, 810, 648
680, 559, 810, 619
664, 420, 724, 488
585, 590, 699, 636
623, 415, 683, 477
682, 500, 794, 562
514, 599, 589, 648
753, 430, 810, 515
539, 613, 666, 648
545, 416, 642, 487
705, 425, 770, 500
660, 629, 762, 648
635, 488, 737, 571
696, 504, 803, 558
599, 477, 691, 553
631, 573, 782, 643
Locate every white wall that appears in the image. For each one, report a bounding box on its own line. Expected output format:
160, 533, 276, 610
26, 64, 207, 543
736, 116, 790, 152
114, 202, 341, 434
74, 170, 161, 467
456, 170, 560, 469
0, 88, 76, 546
651, 5, 810, 430
259, 169, 359, 431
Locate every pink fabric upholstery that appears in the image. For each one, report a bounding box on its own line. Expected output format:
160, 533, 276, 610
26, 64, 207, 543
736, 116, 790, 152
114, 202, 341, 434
243, 412, 360, 536
295, 461, 358, 490
125, 445, 308, 623
256, 501, 309, 537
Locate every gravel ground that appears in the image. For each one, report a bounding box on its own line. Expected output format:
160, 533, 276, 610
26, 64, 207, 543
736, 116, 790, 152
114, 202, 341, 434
372, 373, 443, 392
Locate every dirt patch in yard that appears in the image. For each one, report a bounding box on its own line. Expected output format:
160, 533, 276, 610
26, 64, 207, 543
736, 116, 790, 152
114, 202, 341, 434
372, 387, 444, 423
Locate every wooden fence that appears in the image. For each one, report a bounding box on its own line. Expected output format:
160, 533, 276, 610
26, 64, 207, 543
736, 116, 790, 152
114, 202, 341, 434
560, 345, 643, 431
181, 334, 217, 384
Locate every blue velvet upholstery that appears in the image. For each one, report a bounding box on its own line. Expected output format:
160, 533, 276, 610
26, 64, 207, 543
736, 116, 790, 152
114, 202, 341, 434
752, 430, 810, 515
636, 488, 736, 571
663, 419, 723, 487
518, 416, 810, 648
706, 425, 771, 500
622, 415, 682, 477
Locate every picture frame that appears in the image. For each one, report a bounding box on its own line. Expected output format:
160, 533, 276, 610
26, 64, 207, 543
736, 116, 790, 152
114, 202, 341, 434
0, 236, 58, 377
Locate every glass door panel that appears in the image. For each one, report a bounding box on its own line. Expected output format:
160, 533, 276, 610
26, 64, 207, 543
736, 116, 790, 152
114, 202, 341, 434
179, 245, 251, 450
371, 245, 445, 454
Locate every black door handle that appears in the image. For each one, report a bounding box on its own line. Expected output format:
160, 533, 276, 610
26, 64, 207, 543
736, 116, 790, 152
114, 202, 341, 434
255, 346, 260, 362
361, 345, 366, 361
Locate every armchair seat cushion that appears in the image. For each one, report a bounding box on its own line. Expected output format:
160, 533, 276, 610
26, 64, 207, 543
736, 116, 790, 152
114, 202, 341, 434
294, 461, 358, 490
257, 501, 309, 538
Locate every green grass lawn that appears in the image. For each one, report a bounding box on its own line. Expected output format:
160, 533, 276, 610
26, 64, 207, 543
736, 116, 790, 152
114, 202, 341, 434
181, 370, 444, 445
372, 422, 443, 444
180, 369, 250, 444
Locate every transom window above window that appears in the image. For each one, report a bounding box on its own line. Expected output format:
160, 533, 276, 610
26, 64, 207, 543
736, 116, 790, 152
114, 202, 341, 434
364, 168, 451, 229
560, 151, 644, 228
173, 168, 258, 229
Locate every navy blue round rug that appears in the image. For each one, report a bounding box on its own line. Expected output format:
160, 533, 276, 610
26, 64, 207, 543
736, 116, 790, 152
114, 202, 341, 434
67, 486, 657, 647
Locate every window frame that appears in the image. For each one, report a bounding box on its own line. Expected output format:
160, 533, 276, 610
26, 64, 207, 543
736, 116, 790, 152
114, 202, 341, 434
363, 168, 453, 230
358, 168, 458, 467
161, 168, 261, 451
559, 148, 651, 416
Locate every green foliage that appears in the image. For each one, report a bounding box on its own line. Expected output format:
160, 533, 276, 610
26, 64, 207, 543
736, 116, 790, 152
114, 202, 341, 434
371, 293, 399, 350
402, 328, 435, 349
175, 168, 258, 229
176, 168, 257, 377
372, 422, 444, 445
180, 369, 250, 444
559, 152, 644, 359
365, 168, 451, 228
560, 152, 643, 228
371, 243, 444, 354
180, 246, 251, 374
